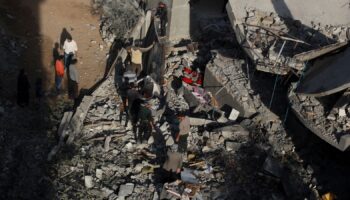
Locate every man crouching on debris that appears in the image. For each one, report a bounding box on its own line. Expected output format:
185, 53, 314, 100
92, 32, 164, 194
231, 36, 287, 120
176, 112, 190, 153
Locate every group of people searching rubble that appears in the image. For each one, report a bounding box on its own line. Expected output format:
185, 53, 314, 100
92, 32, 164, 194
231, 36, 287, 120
116, 2, 216, 198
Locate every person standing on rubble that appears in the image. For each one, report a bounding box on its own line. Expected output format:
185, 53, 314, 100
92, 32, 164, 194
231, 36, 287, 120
156, 2, 168, 37
127, 40, 154, 77
126, 82, 142, 138
119, 77, 130, 127
137, 102, 154, 143
175, 112, 191, 153
161, 144, 182, 183
68, 59, 79, 101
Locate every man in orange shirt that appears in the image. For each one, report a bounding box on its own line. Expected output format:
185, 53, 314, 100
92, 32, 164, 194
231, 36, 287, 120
55, 56, 65, 93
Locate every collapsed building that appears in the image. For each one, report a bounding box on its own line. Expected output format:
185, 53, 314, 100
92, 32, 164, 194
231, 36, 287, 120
227, 0, 350, 150
49, 0, 350, 199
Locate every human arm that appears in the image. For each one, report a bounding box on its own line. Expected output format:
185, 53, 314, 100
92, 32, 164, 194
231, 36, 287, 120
139, 42, 155, 53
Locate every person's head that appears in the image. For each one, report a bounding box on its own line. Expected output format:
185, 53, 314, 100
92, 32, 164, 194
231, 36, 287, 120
159, 2, 166, 8
177, 112, 186, 120
67, 35, 72, 42
129, 82, 136, 88
54, 42, 59, 49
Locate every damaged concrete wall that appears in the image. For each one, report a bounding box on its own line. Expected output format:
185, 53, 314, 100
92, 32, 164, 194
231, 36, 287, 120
296, 47, 350, 97
228, 0, 350, 26
168, 0, 190, 40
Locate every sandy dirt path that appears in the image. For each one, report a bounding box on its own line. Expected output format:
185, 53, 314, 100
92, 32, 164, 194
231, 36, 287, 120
0, 0, 108, 99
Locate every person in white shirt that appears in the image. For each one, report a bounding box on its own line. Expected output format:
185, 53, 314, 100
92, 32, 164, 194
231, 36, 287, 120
63, 35, 78, 69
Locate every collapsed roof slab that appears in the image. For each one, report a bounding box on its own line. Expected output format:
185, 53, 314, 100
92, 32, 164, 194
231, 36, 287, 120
226, 0, 350, 75
228, 0, 350, 26
296, 47, 350, 97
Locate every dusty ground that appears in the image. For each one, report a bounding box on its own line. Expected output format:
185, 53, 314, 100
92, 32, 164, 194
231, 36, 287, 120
0, 0, 107, 101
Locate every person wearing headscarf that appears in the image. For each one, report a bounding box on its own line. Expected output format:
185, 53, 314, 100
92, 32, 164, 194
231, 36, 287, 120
68, 59, 79, 100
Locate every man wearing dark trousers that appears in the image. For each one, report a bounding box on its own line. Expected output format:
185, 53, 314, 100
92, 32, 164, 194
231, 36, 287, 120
156, 2, 168, 36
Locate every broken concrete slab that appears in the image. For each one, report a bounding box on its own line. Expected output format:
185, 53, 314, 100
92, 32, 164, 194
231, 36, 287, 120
66, 95, 95, 144
189, 117, 215, 126
228, 0, 350, 27
118, 183, 134, 197
296, 48, 350, 97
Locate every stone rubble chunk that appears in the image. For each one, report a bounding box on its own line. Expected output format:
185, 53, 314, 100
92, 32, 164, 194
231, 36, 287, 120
85, 176, 94, 189
118, 183, 134, 197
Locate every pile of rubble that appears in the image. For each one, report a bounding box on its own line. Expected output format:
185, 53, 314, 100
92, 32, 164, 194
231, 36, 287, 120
52, 38, 323, 199
289, 87, 350, 147
238, 8, 350, 75
92, 0, 143, 46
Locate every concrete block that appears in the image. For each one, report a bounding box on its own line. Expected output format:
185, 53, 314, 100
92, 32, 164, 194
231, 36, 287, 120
339, 134, 350, 151
118, 183, 134, 197
84, 176, 94, 189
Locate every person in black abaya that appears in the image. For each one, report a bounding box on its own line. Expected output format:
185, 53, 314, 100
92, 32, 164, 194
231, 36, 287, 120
17, 69, 30, 107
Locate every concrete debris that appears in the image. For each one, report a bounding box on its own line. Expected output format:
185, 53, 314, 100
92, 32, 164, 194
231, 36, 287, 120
289, 87, 350, 150
48, 1, 350, 200
92, 0, 143, 45
229, 5, 349, 75
118, 183, 134, 197
84, 176, 94, 189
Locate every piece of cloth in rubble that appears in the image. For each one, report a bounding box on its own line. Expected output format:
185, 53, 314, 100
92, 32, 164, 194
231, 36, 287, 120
179, 116, 190, 136
163, 150, 182, 173
69, 64, 79, 83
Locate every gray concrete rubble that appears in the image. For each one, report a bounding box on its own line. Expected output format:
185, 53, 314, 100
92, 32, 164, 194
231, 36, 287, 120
224, 0, 350, 150
289, 87, 350, 151
93, 0, 143, 46
47, 1, 350, 199
227, 0, 350, 75
52, 22, 317, 200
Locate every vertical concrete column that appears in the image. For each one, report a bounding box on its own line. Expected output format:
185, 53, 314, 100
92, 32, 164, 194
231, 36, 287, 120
168, 0, 190, 40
